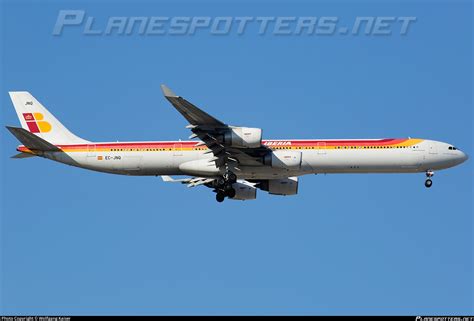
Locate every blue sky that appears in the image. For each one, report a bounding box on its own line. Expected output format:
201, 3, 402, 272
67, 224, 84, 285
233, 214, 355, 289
1, 0, 472, 315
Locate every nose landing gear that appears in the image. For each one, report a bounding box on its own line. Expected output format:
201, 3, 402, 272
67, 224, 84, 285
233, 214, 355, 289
425, 170, 434, 188
425, 179, 433, 188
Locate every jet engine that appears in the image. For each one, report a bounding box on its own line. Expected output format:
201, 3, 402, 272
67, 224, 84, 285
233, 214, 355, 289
223, 127, 262, 148
264, 150, 302, 169
259, 177, 298, 195
229, 181, 257, 200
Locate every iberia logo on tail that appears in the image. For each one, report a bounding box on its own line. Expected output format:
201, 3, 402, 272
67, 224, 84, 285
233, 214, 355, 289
22, 113, 52, 133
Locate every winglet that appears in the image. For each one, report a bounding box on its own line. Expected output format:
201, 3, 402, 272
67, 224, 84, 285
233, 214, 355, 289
160, 84, 178, 98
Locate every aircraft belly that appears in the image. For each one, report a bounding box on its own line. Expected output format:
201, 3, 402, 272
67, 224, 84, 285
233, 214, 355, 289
303, 149, 424, 173
50, 149, 428, 177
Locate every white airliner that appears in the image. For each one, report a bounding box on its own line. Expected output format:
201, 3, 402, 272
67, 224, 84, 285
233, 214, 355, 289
7, 86, 468, 202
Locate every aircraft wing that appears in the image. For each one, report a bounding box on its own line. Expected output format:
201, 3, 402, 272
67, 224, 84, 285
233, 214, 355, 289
161, 85, 226, 127
161, 85, 267, 168
161, 175, 215, 188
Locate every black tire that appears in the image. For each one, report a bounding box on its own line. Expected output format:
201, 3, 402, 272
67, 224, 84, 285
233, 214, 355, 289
425, 179, 433, 188
226, 188, 236, 198
216, 177, 226, 188
228, 173, 237, 184
216, 192, 225, 202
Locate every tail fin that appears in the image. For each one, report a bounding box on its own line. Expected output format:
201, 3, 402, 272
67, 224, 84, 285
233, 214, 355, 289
9, 92, 88, 145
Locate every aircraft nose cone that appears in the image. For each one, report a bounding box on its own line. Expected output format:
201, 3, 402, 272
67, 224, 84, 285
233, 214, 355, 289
456, 151, 468, 165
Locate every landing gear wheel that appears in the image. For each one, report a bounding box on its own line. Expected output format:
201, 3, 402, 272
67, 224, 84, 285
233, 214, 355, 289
216, 177, 226, 188
425, 179, 433, 188
228, 173, 237, 184
225, 188, 236, 198
216, 192, 225, 202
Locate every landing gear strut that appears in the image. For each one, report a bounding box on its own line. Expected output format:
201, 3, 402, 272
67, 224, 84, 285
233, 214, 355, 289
425, 170, 434, 188
214, 170, 237, 202
224, 171, 237, 184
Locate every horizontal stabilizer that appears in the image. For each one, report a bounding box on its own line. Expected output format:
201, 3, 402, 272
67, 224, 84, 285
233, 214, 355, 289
11, 152, 37, 159
6, 126, 61, 152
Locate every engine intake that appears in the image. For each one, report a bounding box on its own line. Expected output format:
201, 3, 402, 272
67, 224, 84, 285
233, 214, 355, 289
224, 127, 262, 148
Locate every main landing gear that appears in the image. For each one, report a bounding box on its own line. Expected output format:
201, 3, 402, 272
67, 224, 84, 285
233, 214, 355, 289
425, 170, 434, 188
215, 171, 237, 203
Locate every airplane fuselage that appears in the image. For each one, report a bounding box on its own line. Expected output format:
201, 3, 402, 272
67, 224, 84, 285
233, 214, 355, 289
18, 138, 468, 179
8, 89, 469, 201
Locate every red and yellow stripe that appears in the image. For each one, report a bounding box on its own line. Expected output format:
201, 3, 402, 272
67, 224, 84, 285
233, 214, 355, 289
17, 138, 423, 153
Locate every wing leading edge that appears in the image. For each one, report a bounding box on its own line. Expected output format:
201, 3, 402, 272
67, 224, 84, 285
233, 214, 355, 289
161, 85, 226, 127
160, 84, 268, 168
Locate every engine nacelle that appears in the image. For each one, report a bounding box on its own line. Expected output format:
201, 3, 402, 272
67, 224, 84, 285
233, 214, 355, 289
224, 127, 262, 148
230, 182, 257, 200
264, 150, 302, 169
259, 177, 298, 196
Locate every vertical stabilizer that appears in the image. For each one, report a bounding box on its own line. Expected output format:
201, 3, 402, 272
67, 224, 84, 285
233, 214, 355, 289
9, 91, 88, 144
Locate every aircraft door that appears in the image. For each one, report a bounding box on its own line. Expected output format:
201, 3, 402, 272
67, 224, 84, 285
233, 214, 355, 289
86, 144, 97, 164
87, 144, 96, 157
317, 142, 326, 155
173, 143, 183, 156
173, 143, 183, 166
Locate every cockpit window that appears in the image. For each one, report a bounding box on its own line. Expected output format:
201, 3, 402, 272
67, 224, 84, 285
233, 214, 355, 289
448, 146, 457, 150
